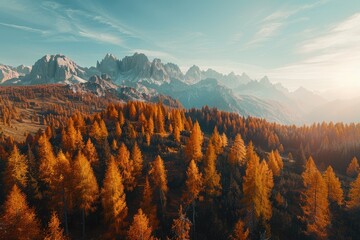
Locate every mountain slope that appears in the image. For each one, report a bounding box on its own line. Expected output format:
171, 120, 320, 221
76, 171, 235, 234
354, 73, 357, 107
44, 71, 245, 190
0, 64, 31, 84
0, 52, 328, 124
155, 78, 296, 124
290, 87, 327, 113
23, 54, 90, 85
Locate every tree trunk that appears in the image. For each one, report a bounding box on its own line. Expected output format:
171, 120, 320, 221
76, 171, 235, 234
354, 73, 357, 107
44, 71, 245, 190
82, 208, 85, 240
62, 187, 69, 235
192, 201, 196, 240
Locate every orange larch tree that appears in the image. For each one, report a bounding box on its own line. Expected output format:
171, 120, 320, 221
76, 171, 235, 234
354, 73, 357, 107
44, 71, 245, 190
127, 209, 154, 240
3, 145, 28, 192
228, 133, 246, 166
140, 176, 159, 230
38, 134, 57, 188
155, 104, 165, 134
347, 173, 360, 210
183, 159, 203, 205
323, 166, 344, 205
230, 220, 249, 240
44, 212, 67, 240
185, 121, 204, 162
258, 160, 274, 222
274, 149, 283, 172
171, 205, 191, 240
203, 142, 222, 197
101, 156, 128, 237
210, 126, 223, 155
131, 142, 143, 182
90, 120, 102, 141
0, 185, 41, 240
72, 151, 99, 239
50, 150, 73, 235
301, 157, 330, 239
183, 159, 203, 237
115, 121, 122, 138
99, 119, 109, 139
242, 141, 261, 230
83, 138, 99, 167
346, 157, 360, 178
173, 125, 181, 143
116, 142, 136, 191
150, 155, 168, 217
267, 151, 280, 177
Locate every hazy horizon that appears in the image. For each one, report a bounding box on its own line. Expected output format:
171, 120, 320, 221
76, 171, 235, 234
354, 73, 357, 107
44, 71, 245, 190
1, 0, 360, 99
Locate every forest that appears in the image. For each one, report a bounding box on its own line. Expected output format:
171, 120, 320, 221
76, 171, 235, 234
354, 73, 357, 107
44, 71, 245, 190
0, 86, 360, 240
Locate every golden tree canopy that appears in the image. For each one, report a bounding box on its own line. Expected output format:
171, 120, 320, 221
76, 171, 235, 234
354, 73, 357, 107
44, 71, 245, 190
323, 166, 344, 205
44, 212, 67, 240
185, 121, 204, 162
0, 185, 41, 240
183, 159, 203, 205
347, 173, 360, 210
127, 209, 154, 240
101, 156, 128, 235
3, 145, 28, 192
346, 157, 360, 178
301, 157, 330, 239
228, 134, 246, 166
230, 220, 249, 240
73, 151, 99, 215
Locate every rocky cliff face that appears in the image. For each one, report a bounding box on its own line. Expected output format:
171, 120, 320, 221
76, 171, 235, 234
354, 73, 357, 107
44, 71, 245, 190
0, 64, 31, 83
164, 63, 184, 80
16, 65, 31, 75
25, 54, 88, 84
149, 58, 170, 83
0, 65, 20, 83
185, 65, 202, 84
98, 53, 172, 84
96, 53, 119, 78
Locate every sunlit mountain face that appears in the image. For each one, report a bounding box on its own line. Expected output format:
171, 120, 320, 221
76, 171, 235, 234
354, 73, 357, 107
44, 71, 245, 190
1, 1, 360, 240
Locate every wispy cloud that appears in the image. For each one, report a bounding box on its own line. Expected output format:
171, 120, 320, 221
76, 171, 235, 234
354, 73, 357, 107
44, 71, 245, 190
247, 0, 327, 47
0, 0, 141, 48
0, 22, 47, 35
78, 28, 123, 46
268, 12, 360, 95
92, 15, 135, 37
248, 22, 283, 46
300, 13, 360, 53
0, 0, 27, 12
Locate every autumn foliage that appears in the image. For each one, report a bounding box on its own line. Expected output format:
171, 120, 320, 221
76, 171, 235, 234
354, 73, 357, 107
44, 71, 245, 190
0, 98, 358, 239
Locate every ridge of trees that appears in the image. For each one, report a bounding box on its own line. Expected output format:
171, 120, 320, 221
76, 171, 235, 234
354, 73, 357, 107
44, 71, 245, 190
0, 99, 359, 239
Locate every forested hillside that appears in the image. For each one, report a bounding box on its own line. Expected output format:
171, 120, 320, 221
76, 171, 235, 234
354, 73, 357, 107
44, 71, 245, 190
1, 87, 360, 239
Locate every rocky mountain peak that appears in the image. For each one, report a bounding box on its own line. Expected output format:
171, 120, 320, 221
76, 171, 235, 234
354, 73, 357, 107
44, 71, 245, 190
104, 53, 117, 61
185, 65, 202, 84
16, 65, 31, 75
119, 53, 150, 72
0, 64, 20, 83
260, 76, 271, 85
150, 58, 169, 83
26, 54, 87, 84
164, 62, 184, 80
97, 53, 119, 78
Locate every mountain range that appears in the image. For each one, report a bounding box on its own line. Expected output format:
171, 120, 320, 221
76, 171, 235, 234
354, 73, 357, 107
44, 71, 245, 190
1, 52, 354, 124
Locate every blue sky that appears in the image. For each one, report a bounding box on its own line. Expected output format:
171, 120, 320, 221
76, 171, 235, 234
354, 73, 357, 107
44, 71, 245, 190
1, 0, 360, 97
